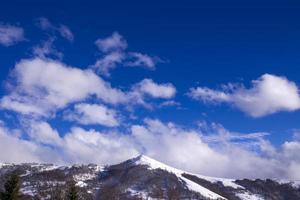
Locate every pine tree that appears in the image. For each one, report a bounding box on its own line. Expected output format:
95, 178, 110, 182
0, 173, 21, 200
66, 181, 78, 200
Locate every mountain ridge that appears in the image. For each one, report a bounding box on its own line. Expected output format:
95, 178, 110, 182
0, 155, 300, 200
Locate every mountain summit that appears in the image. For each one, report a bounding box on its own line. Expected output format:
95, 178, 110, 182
0, 155, 299, 200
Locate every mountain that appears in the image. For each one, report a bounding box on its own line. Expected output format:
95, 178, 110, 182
0, 155, 300, 200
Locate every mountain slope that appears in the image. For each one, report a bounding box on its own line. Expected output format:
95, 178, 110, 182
0, 155, 299, 200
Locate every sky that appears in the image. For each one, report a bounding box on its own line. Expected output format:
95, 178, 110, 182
0, 0, 300, 179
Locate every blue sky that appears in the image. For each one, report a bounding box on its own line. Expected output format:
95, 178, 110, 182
0, 0, 300, 179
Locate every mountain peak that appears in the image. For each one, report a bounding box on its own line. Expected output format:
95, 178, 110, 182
130, 154, 184, 174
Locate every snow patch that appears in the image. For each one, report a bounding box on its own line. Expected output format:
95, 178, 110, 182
236, 192, 264, 200
76, 181, 88, 187
276, 179, 300, 188
135, 155, 227, 200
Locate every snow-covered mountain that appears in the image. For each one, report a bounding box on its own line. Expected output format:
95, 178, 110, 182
0, 155, 300, 200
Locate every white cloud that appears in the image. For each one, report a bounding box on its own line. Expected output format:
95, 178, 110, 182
92, 32, 160, 76
130, 119, 296, 179
131, 119, 229, 177
0, 124, 62, 164
126, 52, 157, 69
189, 74, 300, 117
0, 122, 137, 165
63, 127, 138, 164
0, 95, 46, 116
0, 58, 127, 117
0, 24, 25, 46
1, 118, 300, 179
134, 79, 176, 99
32, 37, 63, 59
92, 52, 124, 76
0, 58, 176, 117
95, 32, 127, 53
27, 121, 63, 146
159, 100, 181, 108
64, 103, 119, 127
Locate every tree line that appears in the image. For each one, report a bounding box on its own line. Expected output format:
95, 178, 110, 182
0, 173, 79, 200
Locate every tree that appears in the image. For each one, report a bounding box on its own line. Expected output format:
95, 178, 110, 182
66, 181, 78, 200
167, 186, 180, 200
49, 184, 65, 200
151, 186, 164, 198
0, 173, 21, 200
95, 184, 120, 200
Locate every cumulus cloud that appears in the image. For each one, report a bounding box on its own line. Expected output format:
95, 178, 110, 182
63, 127, 138, 164
95, 32, 127, 53
0, 58, 176, 117
0, 124, 62, 163
134, 79, 176, 99
189, 74, 300, 117
0, 121, 137, 165
92, 32, 159, 76
131, 119, 276, 178
64, 103, 119, 127
0, 58, 127, 117
27, 121, 63, 146
0, 24, 25, 46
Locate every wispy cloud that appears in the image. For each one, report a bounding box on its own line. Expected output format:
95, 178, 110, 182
36, 17, 74, 42
92, 32, 160, 76
126, 52, 157, 69
0, 24, 25, 46
32, 37, 63, 59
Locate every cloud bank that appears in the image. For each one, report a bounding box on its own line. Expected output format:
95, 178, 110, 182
1, 119, 300, 180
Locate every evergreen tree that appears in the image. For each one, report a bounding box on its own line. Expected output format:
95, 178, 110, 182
66, 181, 78, 200
0, 173, 21, 200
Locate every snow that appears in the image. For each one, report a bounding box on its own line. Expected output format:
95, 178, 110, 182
127, 188, 156, 200
276, 179, 300, 188
30, 163, 62, 172
236, 192, 264, 200
73, 165, 103, 189
76, 181, 88, 187
181, 176, 227, 199
136, 155, 227, 200
137, 155, 242, 189
0, 163, 13, 168
73, 173, 98, 182
191, 174, 243, 189
20, 187, 35, 196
